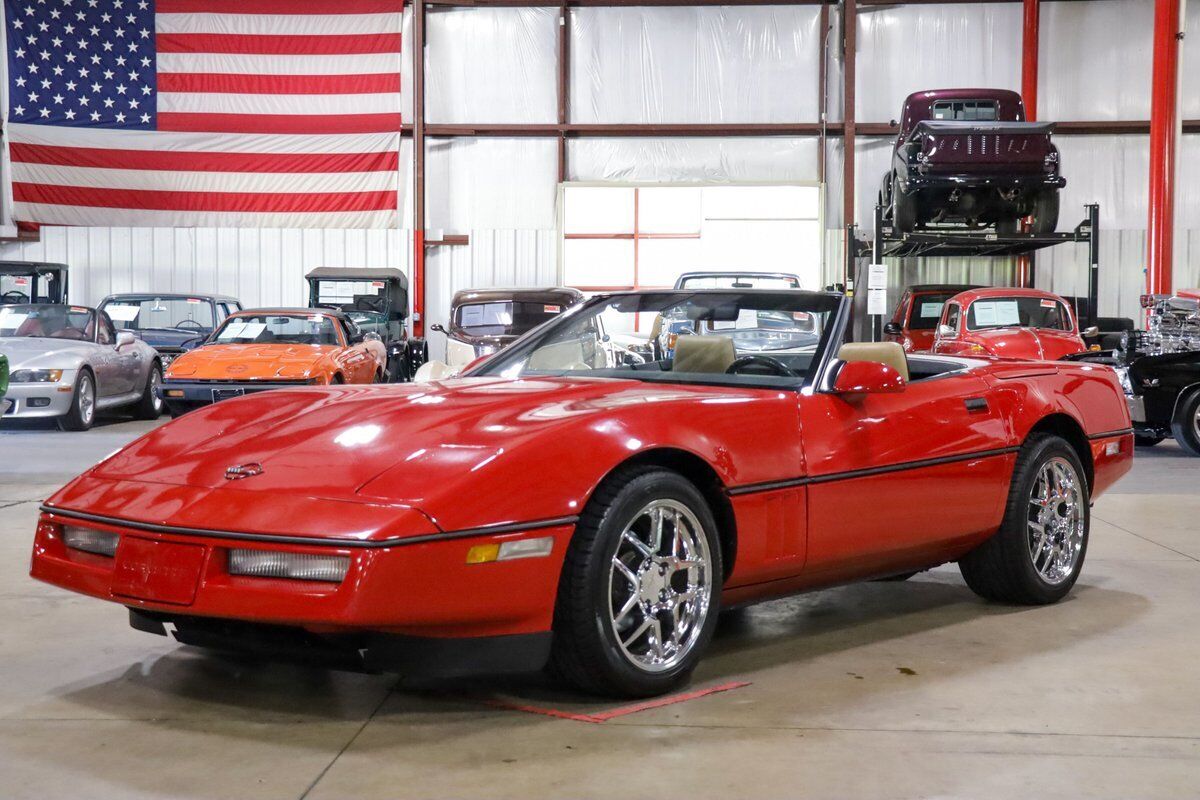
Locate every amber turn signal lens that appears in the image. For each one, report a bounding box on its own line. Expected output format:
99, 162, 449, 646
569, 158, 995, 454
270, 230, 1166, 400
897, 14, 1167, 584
465, 543, 501, 564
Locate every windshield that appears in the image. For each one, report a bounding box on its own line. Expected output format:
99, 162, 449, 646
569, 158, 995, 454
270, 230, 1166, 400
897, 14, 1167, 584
909, 292, 961, 330
967, 297, 1072, 332
100, 297, 215, 331
213, 313, 340, 346
456, 301, 565, 337
472, 291, 840, 387
0, 304, 95, 340
676, 274, 800, 290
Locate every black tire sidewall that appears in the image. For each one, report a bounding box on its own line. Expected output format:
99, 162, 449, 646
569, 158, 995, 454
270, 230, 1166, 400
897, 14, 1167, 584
576, 471, 723, 696
1006, 437, 1091, 603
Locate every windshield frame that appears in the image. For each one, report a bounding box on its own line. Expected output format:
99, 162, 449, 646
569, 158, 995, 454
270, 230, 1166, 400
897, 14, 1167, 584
465, 289, 846, 390
965, 296, 1074, 333
208, 312, 346, 347
98, 294, 217, 332
0, 303, 98, 342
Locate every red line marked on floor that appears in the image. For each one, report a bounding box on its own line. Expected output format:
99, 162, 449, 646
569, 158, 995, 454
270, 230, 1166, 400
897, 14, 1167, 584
481, 681, 751, 724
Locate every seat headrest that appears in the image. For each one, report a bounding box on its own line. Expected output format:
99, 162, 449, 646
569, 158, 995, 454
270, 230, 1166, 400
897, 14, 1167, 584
837, 342, 909, 382
674, 336, 736, 374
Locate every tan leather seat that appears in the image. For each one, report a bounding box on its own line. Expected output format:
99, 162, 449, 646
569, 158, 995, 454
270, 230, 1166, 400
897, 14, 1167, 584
837, 342, 909, 382
674, 336, 736, 374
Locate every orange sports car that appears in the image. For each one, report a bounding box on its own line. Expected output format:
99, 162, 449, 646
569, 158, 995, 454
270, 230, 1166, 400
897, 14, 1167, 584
160, 308, 386, 416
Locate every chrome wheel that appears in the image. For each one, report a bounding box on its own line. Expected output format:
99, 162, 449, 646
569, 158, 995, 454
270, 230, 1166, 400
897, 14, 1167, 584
150, 367, 163, 413
1027, 457, 1085, 584
607, 499, 712, 674
78, 375, 95, 426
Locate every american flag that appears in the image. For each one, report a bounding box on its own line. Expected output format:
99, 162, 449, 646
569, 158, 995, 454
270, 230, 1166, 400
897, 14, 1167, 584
4, 0, 404, 229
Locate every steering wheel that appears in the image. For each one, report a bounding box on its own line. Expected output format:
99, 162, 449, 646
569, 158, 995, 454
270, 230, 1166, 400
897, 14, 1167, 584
355, 295, 387, 314
1, 290, 29, 304
725, 354, 797, 378
174, 319, 206, 331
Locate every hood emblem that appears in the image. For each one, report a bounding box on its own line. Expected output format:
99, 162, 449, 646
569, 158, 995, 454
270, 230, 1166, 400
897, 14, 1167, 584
225, 463, 264, 481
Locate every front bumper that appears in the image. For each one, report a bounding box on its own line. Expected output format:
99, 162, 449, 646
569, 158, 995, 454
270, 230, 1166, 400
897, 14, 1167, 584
31, 508, 571, 654
2, 376, 76, 419
159, 379, 309, 415
904, 172, 1066, 191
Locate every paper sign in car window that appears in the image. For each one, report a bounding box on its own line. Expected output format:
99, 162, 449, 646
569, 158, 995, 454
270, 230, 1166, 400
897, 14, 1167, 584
239, 323, 266, 338
219, 321, 249, 339
544, 305, 561, 313
104, 304, 142, 322
0, 311, 28, 332
1041, 299, 1057, 308
919, 302, 944, 318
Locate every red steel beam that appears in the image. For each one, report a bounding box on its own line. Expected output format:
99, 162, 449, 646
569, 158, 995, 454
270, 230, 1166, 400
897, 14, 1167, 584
1017, 0, 1039, 288
843, 0, 857, 283
1147, 0, 1183, 297
412, 0, 427, 337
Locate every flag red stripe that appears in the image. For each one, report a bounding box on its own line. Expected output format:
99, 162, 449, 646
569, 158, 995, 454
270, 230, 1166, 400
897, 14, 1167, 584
157, 32, 401, 55
14, 183, 397, 213
157, 112, 403, 134
157, 72, 401, 95
157, 0, 404, 14
10, 143, 400, 174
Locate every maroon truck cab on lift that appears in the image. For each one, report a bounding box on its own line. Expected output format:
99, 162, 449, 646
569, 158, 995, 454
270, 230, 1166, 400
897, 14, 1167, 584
880, 89, 1065, 235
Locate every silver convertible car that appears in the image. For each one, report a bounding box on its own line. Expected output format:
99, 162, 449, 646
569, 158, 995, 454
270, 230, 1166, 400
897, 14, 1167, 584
0, 304, 163, 430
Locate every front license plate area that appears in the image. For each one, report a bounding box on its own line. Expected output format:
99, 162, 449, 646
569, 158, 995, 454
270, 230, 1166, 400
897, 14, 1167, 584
212, 388, 245, 403
112, 538, 206, 605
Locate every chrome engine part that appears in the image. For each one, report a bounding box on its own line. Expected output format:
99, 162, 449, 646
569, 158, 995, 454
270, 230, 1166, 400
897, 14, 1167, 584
1124, 294, 1200, 356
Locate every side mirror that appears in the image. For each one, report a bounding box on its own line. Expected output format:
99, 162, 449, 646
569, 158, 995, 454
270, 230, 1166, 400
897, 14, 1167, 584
115, 331, 136, 348
937, 323, 956, 339
430, 323, 446, 334
833, 360, 906, 396
883, 322, 903, 337
1082, 326, 1100, 338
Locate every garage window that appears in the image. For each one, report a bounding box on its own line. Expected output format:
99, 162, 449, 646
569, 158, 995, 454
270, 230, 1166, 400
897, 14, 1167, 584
561, 184, 821, 333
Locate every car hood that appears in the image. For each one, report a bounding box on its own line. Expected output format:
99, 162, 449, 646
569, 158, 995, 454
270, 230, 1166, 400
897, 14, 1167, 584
166, 343, 336, 380
53, 376, 793, 541
0, 336, 92, 369
971, 328, 1085, 361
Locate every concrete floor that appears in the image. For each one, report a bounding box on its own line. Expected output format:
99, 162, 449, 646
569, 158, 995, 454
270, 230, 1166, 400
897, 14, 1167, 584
1, 415, 1198, 799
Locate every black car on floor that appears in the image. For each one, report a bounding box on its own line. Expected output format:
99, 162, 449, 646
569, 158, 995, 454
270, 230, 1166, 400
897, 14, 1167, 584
98, 293, 242, 370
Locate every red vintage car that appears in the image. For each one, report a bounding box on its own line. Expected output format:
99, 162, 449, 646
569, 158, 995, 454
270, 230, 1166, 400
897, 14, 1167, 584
932, 287, 1089, 361
885, 284, 981, 352
30, 289, 1132, 697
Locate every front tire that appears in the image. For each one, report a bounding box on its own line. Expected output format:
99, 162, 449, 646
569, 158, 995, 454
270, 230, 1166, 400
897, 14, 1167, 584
892, 174, 917, 233
549, 466, 723, 698
1171, 390, 1200, 456
959, 434, 1089, 605
58, 369, 96, 432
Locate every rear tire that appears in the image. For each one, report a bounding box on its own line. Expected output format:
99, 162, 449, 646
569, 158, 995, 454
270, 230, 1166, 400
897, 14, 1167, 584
132, 362, 163, 420
1030, 191, 1060, 234
1134, 434, 1164, 448
1170, 390, 1200, 456
549, 466, 723, 698
58, 369, 96, 432
959, 434, 1089, 605
892, 174, 917, 233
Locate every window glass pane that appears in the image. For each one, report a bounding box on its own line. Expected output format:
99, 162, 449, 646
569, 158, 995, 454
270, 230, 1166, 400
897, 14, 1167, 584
563, 239, 635, 288
638, 239, 702, 288
638, 187, 702, 234
703, 185, 819, 220
564, 187, 634, 234
700, 220, 820, 287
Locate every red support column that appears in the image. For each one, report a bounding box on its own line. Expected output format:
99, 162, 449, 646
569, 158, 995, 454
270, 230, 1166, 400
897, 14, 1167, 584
1147, 0, 1183, 297
842, 0, 857, 285
1016, 0, 1039, 289
412, 0, 427, 337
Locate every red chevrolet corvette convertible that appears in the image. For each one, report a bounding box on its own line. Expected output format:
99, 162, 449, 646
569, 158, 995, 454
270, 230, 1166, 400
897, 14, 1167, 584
31, 289, 1133, 697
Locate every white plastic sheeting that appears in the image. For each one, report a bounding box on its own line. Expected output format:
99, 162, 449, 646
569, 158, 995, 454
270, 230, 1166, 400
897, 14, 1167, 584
1040, 0, 1153, 121
570, 7, 822, 124
855, 3, 1021, 123
426, 8, 558, 124
424, 137, 558, 231
568, 137, 821, 184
